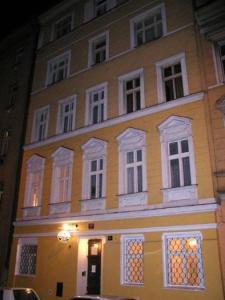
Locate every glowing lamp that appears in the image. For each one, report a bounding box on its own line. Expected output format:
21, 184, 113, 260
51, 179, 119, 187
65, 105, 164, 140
57, 230, 71, 243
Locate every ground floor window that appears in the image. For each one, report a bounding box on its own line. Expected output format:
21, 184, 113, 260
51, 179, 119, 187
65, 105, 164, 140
15, 238, 37, 276
121, 234, 144, 285
163, 232, 204, 289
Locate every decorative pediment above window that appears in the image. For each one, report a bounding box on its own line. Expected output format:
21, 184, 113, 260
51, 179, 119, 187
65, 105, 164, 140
117, 128, 146, 151
158, 116, 192, 142
52, 147, 74, 165
216, 95, 225, 112
26, 155, 45, 172
82, 138, 107, 159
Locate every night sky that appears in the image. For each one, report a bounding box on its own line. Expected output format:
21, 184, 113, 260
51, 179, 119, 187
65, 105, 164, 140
0, 0, 64, 41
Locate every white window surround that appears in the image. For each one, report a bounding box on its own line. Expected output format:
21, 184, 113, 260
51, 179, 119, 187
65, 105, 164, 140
162, 232, 204, 289
15, 238, 37, 277
24, 155, 45, 218
158, 116, 197, 203
120, 234, 144, 286
117, 128, 147, 208
51, 13, 74, 41
46, 51, 71, 86
50, 147, 74, 214
88, 31, 109, 67
85, 82, 108, 126
56, 95, 77, 134
81, 138, 107, 211
156, 53, 189, 103
118, 68, 145, 115
130, 3, 167, 48
213, 41, 225, 83
31, 106, 49, 143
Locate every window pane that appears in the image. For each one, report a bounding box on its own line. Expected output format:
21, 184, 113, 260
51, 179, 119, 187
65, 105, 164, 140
220, 44, 225, 56
169, 142, 178, 155
126, 80, 133, 90
99, 173, 103, 198
137, 150, 142, 162
181, 140, 189, 153
137, 32, 143, 46
183, 157, 191, 186
135, 77, 140, 87
174, 63, 181, 74
136, 91, 141, 111
170, 159, 180, 187
91, 160, 97, 171
127, 167, 134, 193
137, 165, 143, 192
127, 151, 134, 163
145, 27, 155, 42
165, 80, 174, 101
126, 94, 134, 113
175, 76, 184, 99
93, 105, 99, 124
164, 66, 172, 78
90, 175, 96, 198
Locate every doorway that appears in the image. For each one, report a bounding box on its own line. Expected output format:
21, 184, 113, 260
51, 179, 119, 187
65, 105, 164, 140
87, 239, 102, 294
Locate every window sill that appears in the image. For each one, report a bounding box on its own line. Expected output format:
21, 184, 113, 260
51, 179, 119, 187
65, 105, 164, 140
118, 191, 148, 208
161, 185, 197, 202
49, 201, 71, 214
23, 206, 41, 218
80, 197, 105, 211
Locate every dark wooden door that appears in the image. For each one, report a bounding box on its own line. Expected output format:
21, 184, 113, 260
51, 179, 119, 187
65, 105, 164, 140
87, 239, 102, 295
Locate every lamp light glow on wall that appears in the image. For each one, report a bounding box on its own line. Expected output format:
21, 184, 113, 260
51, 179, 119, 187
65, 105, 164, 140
57, 223, 79, 243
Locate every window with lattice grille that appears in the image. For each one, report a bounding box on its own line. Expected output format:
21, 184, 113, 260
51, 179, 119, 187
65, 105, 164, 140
16, 240, 37, 276
163, 233, 204, 289
121, 235, 144, 285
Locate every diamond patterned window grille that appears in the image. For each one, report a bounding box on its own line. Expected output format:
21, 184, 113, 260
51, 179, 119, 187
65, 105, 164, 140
123, 236, 144, 285
165, 234, 204, 288
19, 244, 37, 275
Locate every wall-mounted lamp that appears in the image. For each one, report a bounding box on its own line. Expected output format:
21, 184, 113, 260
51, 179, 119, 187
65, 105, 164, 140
57, 223, 79, 243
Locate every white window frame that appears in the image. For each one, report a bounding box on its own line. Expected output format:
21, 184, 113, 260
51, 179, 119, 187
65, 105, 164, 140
121, 234, 144, 286
31, 106, 49, 143
46, 51, 71, 86
88, 32, 109, 67
50, 147, 73, 214
117, 128, 147, 208
118, 68, 145, 115
130, 3, 167, 48
15, 238, 37, 277
156, 53, 189, 103
51, 13, 74, 41
81, 138, 107, 211
24, 155, 45, 217
85, 82, 108, 126
158, 116, 197, 203
56, 95, 77, 134
162, 232, 204, 289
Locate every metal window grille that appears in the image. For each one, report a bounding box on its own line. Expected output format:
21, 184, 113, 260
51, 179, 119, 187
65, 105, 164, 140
124, 237, 144, 285
19, 244, 37, 275
165, 235, 204, 288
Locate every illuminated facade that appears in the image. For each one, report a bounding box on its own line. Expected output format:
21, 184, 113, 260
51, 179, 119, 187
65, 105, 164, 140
8, 0, 225, 299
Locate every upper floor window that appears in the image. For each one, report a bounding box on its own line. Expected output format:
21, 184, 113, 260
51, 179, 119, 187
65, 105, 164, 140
215, 41, 225, 82
32, 106, 49, 142
158, 116, 197, 202
84, 0, 119, 22
53, 14, 73, 40
156, 53, 188, 103
15, 238, 37, 276
46, 51, 70, 86
0, 129, 10, 156
85, 82, 107, 125
118, 68, 144, 115
24, 155, 45, 217
117, 128, 147, 208
121, 234, 144, 286
50, 147, 73, 214
88, 32, 109, 66
163, 232, 204, 289
81, 138, 107, 211
130, 4, 166, 48
57, 96, 76, 134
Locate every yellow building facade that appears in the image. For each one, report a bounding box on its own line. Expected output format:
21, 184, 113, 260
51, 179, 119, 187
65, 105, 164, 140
8, 0, 225, 300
